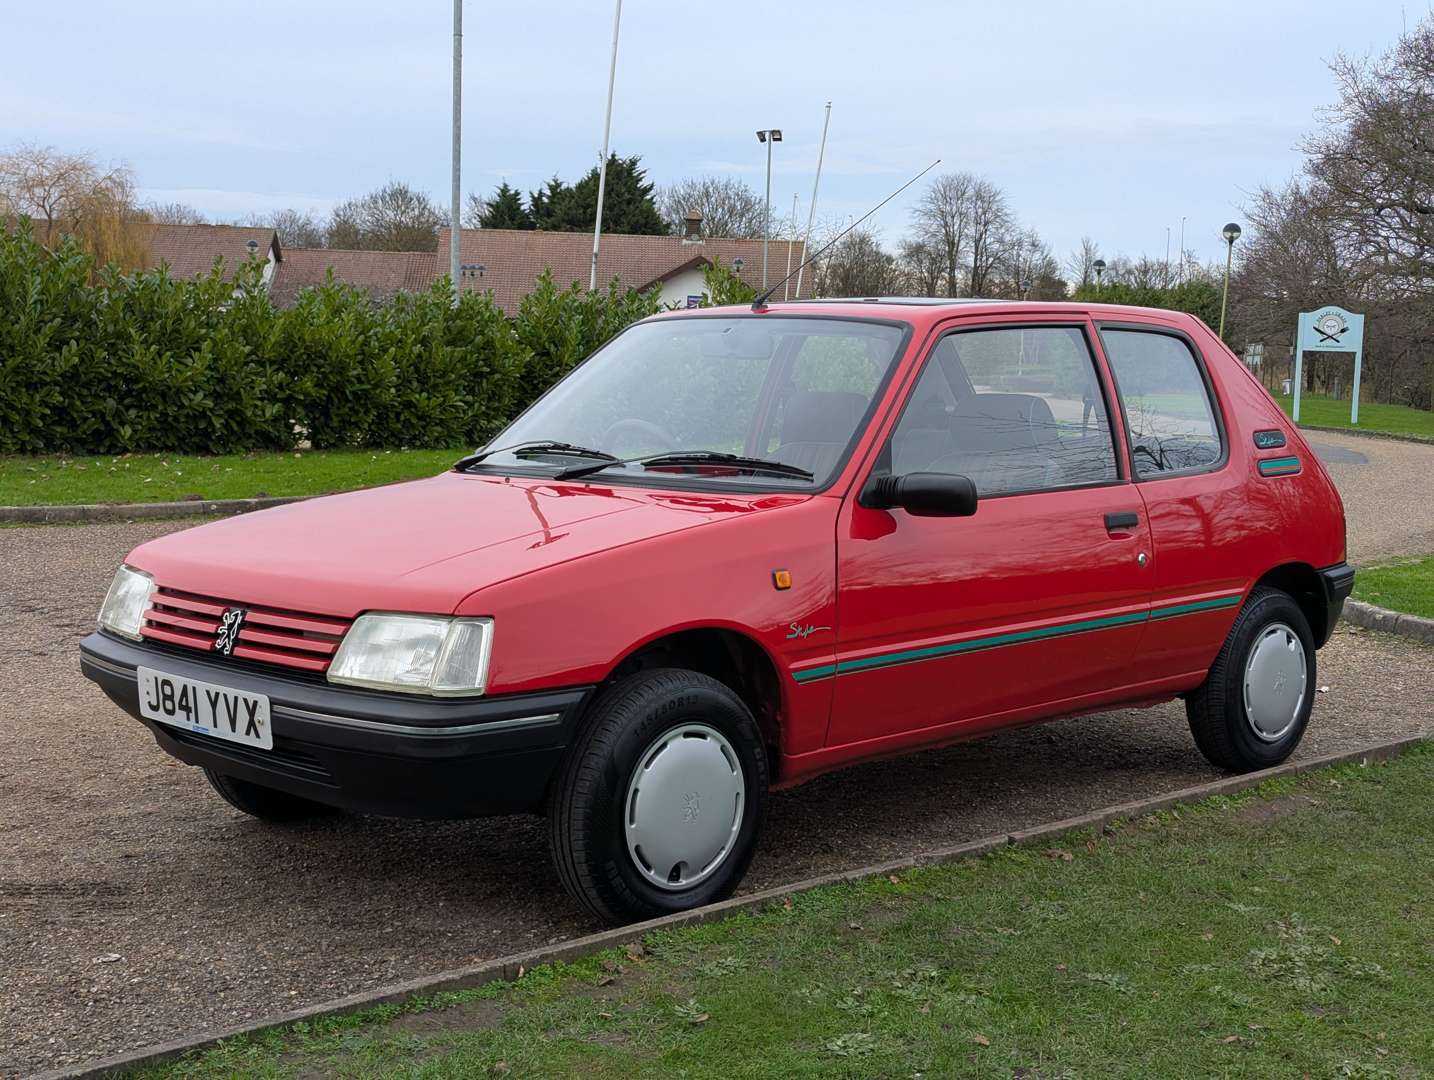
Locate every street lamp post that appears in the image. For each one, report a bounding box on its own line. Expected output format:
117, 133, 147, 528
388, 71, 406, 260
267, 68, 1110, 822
1219, 222, 1242, 339
1092, 258, 1105, 295
449, 0, 462, 303
756, 128, 782, 289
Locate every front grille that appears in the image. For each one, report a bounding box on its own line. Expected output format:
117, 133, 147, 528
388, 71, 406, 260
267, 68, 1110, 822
140, 587, 351, 675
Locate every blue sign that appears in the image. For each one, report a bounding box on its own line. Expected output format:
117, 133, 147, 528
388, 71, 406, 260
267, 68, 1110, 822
1293, 306, 1365, 424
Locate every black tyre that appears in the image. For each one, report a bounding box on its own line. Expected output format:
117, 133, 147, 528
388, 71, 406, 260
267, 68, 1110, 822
548, 668, 769, 923
1186, 587, 1316, 773
203, 769, 337, 823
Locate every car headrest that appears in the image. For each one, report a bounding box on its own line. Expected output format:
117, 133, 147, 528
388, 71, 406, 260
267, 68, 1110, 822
780, 391, 868, 446
956, 393, 1058, 449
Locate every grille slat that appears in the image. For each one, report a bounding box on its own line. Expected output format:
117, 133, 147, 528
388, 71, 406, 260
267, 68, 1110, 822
243, 610, 350, 636
237, 626, 340, 656
141, 587, 351, 675
149, 591, 228, 617
142, 625, 213, 650
231, 644, 331, 672
144, 608, 220, 635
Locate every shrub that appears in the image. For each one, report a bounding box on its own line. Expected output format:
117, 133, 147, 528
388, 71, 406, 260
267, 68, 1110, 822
0, 221, 662, 454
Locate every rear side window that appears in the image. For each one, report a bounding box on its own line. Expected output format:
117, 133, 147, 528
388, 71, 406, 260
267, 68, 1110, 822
885, 326, 1118, 496
1101, 329, 1223, 479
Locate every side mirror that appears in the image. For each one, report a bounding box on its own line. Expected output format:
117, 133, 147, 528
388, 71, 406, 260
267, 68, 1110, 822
860, 472, 978, 517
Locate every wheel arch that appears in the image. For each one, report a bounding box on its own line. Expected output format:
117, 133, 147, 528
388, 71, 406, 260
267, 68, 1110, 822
1253, 562, 1331, 647
598, 624, 786, 765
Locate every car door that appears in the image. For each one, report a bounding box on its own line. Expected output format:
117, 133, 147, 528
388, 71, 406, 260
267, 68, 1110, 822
1093, 320, 1248, 682
823, 318, 1154, 749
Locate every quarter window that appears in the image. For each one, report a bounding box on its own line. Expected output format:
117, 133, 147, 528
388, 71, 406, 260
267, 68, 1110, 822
885, 326, 1118, 496
1101, 330, 1223, 479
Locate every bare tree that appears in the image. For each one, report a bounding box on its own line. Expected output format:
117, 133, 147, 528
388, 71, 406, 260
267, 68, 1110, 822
249, 208, 325, 248
898, 237, 945, 297
1065, 236, 1101, 289
999, 227, 1062, 298
656, 176, 766, 239
966, 178, 1013, 297
910, 172, 976, 296
0, 142, 145, 272
816, 230, 902, 297
325, 181, 445, 251
1305, 22, 1434, 287
144, 201, 206, 225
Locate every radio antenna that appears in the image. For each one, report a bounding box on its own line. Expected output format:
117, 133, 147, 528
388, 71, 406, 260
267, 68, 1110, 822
751, 157, 940, 311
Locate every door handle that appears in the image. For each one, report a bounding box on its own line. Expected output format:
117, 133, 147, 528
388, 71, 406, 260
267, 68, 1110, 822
1104, 511, 1139, 531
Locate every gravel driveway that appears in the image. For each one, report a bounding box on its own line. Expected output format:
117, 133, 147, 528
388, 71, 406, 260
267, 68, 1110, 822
3, 446, 1431, 1077
1308, 429, 1434, 562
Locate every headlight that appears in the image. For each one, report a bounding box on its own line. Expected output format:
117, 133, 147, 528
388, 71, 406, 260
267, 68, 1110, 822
98, 565, 156, 640
328, 613, 493, 696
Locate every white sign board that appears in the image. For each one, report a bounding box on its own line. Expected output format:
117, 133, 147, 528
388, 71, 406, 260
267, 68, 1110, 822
1293, 306, 1365, 424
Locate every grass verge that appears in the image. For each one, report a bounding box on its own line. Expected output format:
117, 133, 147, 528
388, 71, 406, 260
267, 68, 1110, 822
1354, 555, 1434, 619
1275, 393, 1434, 439
136, 744, 1434, 1080
0, 449, 463, 506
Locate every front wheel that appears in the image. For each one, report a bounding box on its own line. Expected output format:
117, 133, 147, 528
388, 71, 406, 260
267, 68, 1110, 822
1186, 587, 1316, 773
548, 669, 769, 923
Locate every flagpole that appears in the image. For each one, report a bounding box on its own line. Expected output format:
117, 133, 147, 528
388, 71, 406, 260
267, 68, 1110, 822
589, 0, 623, 290
795, 101, 830, 300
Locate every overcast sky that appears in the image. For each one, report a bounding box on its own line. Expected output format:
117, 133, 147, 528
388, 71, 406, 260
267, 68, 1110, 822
2, 1, 1418, 268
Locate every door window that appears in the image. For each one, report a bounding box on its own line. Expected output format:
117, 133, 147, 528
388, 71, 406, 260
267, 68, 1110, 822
885, 326, 1119, 496
1100, 329, 1223, 479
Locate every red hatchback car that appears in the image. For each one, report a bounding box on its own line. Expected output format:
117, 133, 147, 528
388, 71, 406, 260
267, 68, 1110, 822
82, 298, 1352, 922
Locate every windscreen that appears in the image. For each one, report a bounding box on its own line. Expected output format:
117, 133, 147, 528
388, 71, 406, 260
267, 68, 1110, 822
478, 317, 906, 488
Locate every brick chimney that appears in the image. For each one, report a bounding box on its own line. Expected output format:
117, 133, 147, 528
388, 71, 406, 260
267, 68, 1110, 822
682, 210, 703, 242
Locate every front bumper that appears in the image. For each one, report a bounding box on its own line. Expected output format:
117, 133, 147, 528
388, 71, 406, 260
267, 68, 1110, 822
80, 631, 593, 818
1317, 562, 1356, 647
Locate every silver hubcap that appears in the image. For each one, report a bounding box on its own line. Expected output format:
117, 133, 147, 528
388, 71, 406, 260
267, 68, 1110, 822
624, 723, 744, 891
1242, 622, 1307, 742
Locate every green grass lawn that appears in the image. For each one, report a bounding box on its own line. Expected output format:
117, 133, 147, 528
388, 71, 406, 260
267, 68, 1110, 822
139, 745, 1434, 1080
1354, 555, 1434, 619
0, 448, 465, 506
1275, 392, 1434, 438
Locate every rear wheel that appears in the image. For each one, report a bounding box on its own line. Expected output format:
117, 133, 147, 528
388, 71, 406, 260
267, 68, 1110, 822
203, 769, 337, 823
548, 668, 769, 923
1186, 587, 1316, 772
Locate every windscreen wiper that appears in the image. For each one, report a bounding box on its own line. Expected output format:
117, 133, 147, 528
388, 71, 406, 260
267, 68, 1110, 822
454, 441, 617, 472
555, 450, 814, 482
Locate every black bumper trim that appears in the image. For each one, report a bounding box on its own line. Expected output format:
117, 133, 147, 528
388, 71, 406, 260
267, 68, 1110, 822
1316, 561, 1356, 647
80, 631, 595, 818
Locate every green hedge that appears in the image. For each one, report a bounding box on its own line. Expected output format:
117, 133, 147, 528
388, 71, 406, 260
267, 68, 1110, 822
1070, 280, 1223, 332
0, 222, 663, 454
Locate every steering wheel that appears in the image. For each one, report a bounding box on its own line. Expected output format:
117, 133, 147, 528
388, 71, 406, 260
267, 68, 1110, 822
601, 418, 680, 454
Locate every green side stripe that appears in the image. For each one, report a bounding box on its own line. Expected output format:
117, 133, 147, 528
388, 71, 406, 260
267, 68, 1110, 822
1149, 595, 1243, 619
791, 593, 1243, 684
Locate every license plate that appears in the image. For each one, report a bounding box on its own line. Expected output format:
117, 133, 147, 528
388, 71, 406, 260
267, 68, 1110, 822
137, 666, 273, 750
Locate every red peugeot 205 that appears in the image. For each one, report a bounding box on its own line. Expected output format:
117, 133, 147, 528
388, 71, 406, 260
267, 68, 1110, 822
82, 298, 1352, 922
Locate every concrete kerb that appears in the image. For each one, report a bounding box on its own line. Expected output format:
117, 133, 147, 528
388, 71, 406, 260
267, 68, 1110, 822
32, 734, 1426, 1080
1297, 422, 1434, 447
0, 496, 309, 525
1342, 598, 1434, 645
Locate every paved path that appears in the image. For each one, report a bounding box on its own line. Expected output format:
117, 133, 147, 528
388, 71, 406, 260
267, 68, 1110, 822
1305, 429, 1434, 563
2, 445, 1431, 1077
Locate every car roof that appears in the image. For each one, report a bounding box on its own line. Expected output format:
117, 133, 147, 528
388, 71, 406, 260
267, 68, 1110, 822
656, 297, 1202, 327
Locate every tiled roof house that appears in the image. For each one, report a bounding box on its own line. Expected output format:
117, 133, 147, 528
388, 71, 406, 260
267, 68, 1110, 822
135, 220, 808, 312
139, 223, 281, 285
268, 248, 439, 307
439, 225, 807, 313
